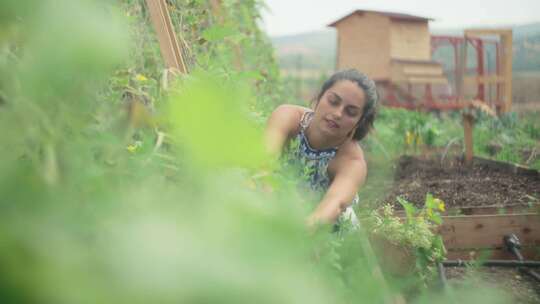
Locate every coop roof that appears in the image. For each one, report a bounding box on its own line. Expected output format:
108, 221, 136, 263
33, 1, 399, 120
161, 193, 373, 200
328, 9, 433, 27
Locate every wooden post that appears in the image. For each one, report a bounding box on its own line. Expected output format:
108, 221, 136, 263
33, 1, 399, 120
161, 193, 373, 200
501, 30, 513, 113
145, 0, 187, 74
463, 112, 474, 165
457, 37, 474, 165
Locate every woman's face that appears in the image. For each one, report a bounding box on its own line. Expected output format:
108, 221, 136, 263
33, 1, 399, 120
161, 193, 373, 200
312, 80, 366, 140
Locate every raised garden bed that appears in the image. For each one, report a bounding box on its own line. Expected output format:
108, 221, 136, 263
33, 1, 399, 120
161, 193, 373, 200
386, 155, 539, 211
379, 155, 540, 302
383, 155, 540, 260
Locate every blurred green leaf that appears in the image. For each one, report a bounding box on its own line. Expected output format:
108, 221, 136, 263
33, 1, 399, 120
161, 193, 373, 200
202, 25, 236, 42
168, 71, 267, 169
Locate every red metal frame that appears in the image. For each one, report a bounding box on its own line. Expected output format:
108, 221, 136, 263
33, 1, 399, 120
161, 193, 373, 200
381, 34, 503, 112
380, 81, 417, 110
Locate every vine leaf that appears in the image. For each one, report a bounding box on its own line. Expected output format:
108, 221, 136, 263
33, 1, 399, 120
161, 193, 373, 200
202, 25, 236, 42
397, 196, 416, 224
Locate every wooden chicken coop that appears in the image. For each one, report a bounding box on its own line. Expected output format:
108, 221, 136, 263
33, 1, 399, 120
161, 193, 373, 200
329, 9, 448, 109
329, 9, 513, 113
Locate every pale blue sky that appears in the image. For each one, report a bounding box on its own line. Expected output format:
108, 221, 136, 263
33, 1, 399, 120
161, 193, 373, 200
261, 0, 540, 36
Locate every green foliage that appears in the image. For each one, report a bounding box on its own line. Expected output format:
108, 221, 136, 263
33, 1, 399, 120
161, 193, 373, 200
202, 24, 237, 41
366, 194, 446, 287
166, 0, 283, 114
167, 70, 267, 169
0, 1, 401, 303
364, 107, 539, 170
367, 108, 453, 156
0, 0, 528, 303
473, 111, 539, 169
396, 110, 441, 149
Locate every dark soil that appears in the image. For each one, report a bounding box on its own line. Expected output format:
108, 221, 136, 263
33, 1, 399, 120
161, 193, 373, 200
384, 156, 540, 210
445, 266, 540, 303
376, 155, 540, 302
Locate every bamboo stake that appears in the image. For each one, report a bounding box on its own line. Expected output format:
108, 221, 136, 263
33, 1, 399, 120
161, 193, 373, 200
145, 0, 187, 74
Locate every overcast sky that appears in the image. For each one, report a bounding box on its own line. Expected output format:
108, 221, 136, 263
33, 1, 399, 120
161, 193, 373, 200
261, 0, 540, 36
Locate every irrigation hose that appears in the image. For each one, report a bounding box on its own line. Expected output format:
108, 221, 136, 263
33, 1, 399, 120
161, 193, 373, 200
504, 234, 540, 283
519, 268, 540, 283
442, 260, 540, 268
439, 236, 540, 289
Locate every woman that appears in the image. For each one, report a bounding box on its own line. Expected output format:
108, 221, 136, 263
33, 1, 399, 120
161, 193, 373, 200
265, 69, 377, 228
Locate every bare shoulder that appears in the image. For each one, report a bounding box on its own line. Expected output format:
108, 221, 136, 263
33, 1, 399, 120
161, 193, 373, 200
267, 104, 311, 137
338, 140, 366, 164
270, 104, 310, 122
329, 141, 367, 177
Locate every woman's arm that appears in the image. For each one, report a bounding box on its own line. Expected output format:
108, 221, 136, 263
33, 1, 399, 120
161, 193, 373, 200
307, 147, 367, 226
264, 105, 305, 156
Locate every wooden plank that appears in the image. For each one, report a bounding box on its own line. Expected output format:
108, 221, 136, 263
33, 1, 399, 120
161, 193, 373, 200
464, 75, 505, 85
453, 204, 539, 216
406, 76, 448, 84
439, 213, 540, 249
465, 28, 512, 37
447, 247, 540, 260
392, 59, 442, 66
158, 0, 185, 71
145, 0, 187, 73
394, 204, 539, 217
403, 66, 444, 76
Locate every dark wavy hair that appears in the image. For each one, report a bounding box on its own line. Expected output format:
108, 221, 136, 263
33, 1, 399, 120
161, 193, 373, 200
314, 69, 378, 141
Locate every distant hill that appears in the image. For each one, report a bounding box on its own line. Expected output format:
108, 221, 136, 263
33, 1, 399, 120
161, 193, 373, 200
271, 30, 336, 71
271, 22, 540, 72
431, 22, 540, 37
509, 22, 540, 38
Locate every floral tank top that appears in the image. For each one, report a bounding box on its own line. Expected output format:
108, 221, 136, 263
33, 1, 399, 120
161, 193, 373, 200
284, 111, 360, 228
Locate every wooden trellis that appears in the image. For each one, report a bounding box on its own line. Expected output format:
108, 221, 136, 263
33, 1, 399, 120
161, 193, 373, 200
145, 0, 187, 74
